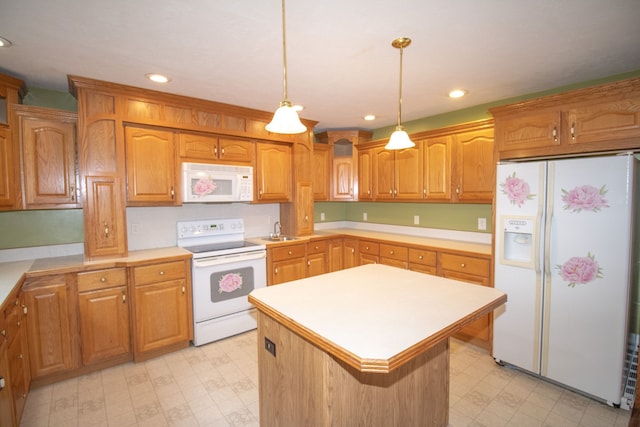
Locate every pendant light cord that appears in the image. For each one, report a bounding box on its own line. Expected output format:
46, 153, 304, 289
281, 0, 288, 102
397, 44, 404, 128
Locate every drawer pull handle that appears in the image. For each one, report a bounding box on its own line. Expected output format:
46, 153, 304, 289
315, 246, 319, 250
221, 147, 225, 156
159, 271, 165, 276
307, 261, 311, 266
0, 376, 4, 391
390, 250, 395, 255
288, 250, 292, 255
122, 292, 126, 303
16, 321, 20, 327
351, 249, 355, 254
100, 277, 107, 283
18, 354, 23, 360
571, 124, 575, 140
460, 263, 466, 268
104, 222, 109, 238
418, 255, 423, 260
0, 329, 5, 337
552, 127, 558, 142
275, 267, 279, 274
22, 305, 27, 315
365, 246, 369, 250
182, 286, 186, 294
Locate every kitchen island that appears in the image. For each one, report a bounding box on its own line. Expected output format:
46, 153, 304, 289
248, 264, 507, 427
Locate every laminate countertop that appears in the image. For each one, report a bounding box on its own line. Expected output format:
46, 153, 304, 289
0, 247, 192, 305
249, 264, 506, 373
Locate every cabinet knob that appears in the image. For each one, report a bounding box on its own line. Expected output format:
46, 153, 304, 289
214, 146, 218, 156
221, 147, 225, 156
288, 250, 292, 255
456, 186, 461, 196
460, 263, 466, 268
18, 354, 23, 360
315, 245, 319, 250
423, 188, 426, 196
22, 305, 27, 315
159, 271, 165, 276
552, 127, 558, 142
16, 321, 20, 327
182, 286, 185, 294
100, 277, 107, 283
571, 124, 576, 140
351, 249, 355, 254
307, 261, 311, 267
274, 267, 279, 274
418, 255, 423, 260
104, 222, 110, 238
389, 189, 393, 195
0, 329, 5, 337
0, 376, 4, 391
367, 190, 371, 195
171, 187, 175, 199
365, 246, 369, 250
390, 250, 395, 255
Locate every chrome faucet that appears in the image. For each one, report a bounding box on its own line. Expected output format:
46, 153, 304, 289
273, 221, 282, 238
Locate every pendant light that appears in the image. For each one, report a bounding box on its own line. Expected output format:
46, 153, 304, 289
385, 37, 415, 150
266, 0, 307, 134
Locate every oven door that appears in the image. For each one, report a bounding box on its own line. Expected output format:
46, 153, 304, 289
191, 250, 266, 322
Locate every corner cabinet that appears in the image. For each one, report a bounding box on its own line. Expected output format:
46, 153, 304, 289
491, 77, 640, 160
130, 259, 192, 361
125, 126, 178, 205
255, 142, 292, 202
14, 106, 79, 209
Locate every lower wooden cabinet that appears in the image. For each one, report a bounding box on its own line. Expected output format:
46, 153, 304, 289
358, 240, 379, 265
306, 240, 328, 278
268, 243, 307, 285
0, 337, 14, 427
77, 268, 130, 366
379, 243, 408, 269
408, 248, 437, 275
23, 275, 78, 380
130, 260, 192, 360
328, 238, 343, 272
342, 238, 358, 269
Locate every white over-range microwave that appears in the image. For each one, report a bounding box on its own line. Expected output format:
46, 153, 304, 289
182, 162, 254, 203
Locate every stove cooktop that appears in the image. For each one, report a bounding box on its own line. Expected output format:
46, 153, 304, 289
183, 240, 263, 254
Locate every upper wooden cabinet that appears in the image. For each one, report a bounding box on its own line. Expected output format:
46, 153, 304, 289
0, 73, 25, 211
357, 119, 494, 203
491, 77, 640, 160
255, 142, 292, 202
312, 143, 330, 201
178, 132, 254, 164
15, 106, 79, 209
315, 130, 372, 201
125, 126, 178, 206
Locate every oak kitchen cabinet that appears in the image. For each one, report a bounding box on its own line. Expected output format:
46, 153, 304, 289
125, 126, 178, 206
358, 240, 379, 265
312, 143, 330, 201
0, 73, 25, 211
421, 134, 453, 201
130, 259, 192, 361
178, 132, 254, 164
306, 239, 328, 278
408, 247, 437, 275
451, 125, 494, 203
268, 243, 307, 285
357, 146, 374, 200
491, 77, 640, 160
0, 328, 14, 427
77, 268, 131, 366
3, 288, 29, 425
379, 243, 409, 269
328, 238, 344, 272
372, 144, 423, 201
23, 275, 78, 381
255, 142, 292, 202
342, 238, 359, 269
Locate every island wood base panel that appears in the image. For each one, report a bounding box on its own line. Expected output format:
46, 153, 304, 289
257, 312, 449, 427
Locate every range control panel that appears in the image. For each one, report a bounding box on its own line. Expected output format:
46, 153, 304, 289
177, 218, 244, 239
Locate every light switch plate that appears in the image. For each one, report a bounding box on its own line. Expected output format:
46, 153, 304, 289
478, 217, 487, 230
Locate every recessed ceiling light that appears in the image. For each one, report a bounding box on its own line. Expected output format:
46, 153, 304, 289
363, 115, 376, 121
0, 36, 13, 48
449, 89, 468, 98
145, 73, 171, 83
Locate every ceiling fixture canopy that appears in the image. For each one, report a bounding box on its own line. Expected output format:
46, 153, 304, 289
385, 37, 415, 150
266, 0, 306, 135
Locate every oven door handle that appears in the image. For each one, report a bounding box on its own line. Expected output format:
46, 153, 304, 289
192, 251, 266, 268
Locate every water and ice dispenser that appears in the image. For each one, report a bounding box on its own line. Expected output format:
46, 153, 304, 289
500, 217, 535, 268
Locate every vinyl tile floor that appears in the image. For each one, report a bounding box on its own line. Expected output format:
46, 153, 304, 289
20, 331, 632, 427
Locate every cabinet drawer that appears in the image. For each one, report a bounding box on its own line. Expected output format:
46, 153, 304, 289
439, 252, 490, 277
271, 244, 306, 262
133, 261, 186, 286
307, 240, 327, 255
409, 248, 437, 266
78, 268, 127, 292
359, 241, 379, 255
379, 243, 408, 261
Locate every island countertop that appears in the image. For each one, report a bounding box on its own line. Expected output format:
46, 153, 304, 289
249, 264, 506, 373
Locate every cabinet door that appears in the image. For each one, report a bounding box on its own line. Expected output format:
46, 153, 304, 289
134, 279, 189, 354
85, 176, 127, 258
394, 145, 422, 200
0, 342, 14, 427
357, 148, 373, 200
295, 181, 314, 235
328, 238, 343, 272
78, 286, 130, 365
306, 253, 327, 277
256, 143, 292, 202
568, 98, 640, 146
125, 126, 177, 205
21, 116, 78, 208
178, 132, 218, 160
422, 136, 452, 201
372, 147, 394, 200
453, 127, 494, 203
219, 138, 254, 163
332, 156, 355, 200
342, 238, 358, 269
272, 258, 306, 285
312, 144, 330, 201
0, 127, 19, 209
24, 279, 78, 379
494, 110, 561, 153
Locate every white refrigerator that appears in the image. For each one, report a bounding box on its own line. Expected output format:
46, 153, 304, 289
493, 154, 638, 408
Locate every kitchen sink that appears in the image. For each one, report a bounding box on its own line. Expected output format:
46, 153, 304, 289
262, 235, 298, 242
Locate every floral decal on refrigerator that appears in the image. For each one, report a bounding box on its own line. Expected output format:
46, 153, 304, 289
218, 272, 243, 293
556, 252, 603, 287
560, 184, 609, 212
500, 172, 535, 207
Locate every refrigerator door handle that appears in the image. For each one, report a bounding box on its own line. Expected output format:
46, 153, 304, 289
540, 161, 555, 376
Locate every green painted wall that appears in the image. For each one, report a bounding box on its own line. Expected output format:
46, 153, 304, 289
315, 202, 492, 233
0, 210, 83, 250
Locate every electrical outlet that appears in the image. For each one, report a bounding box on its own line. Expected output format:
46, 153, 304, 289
477, 217, 487, 230
320, 212, 325, 221
363, 212, 368, 221
265, 337, 276, 356
414, 215, 420, 225
132, 223, 139, 234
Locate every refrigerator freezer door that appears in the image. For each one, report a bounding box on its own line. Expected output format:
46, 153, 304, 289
493, 161, 547, 373
543, 155, 634, 405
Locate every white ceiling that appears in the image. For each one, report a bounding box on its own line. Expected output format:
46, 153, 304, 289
1, 0, 639, 131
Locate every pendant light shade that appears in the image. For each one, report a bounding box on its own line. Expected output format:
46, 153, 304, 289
266, 0, 306, 134
385, 37, 414, 150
